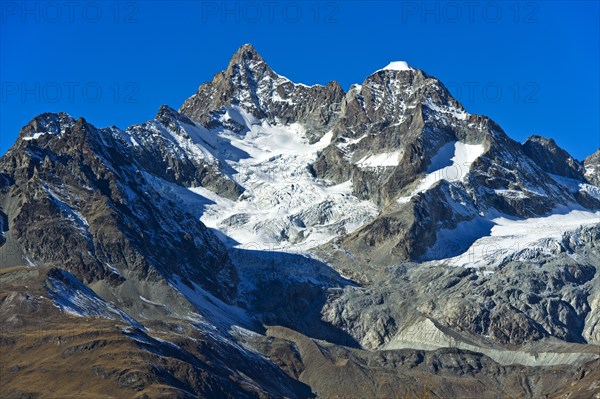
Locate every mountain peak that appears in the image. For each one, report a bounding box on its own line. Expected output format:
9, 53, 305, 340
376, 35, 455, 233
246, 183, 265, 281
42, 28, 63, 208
17, 112, 76, 141
227, 43, 265, 69
523, 134, 585, 179
179, 44, 345, 142
155, 104, 194, 127
585, 148, 600, 162
378, 61, 414, 72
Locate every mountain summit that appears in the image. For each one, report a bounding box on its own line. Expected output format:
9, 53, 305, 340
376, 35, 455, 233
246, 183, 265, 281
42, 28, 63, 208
227, 43, 265, 66
378, 60, 414, 72
180, 44, 345, 143
1, 44, 599, 398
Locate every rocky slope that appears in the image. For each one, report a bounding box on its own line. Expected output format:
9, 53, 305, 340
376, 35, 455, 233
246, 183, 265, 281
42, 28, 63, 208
309, 68, 599, 265
585, 148, 600, 186
1, 44, 599, 398
0, 111, 237, 298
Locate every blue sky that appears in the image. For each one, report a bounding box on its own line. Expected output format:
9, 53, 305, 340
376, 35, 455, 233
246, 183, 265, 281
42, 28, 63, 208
1, 1, 598, 160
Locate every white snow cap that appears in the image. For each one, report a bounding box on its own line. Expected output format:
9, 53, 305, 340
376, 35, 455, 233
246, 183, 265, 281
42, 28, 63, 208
378, 61, 414, 72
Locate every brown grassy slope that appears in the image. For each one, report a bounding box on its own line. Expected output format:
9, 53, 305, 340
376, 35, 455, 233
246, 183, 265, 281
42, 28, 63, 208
0, 267, 191, 398
0, 266, 303, 399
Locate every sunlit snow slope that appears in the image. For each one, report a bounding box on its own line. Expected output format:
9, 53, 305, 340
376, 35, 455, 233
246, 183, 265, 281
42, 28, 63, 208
180, 106, 378, 251
426, 206, 600, 267
398, 141, 485, 203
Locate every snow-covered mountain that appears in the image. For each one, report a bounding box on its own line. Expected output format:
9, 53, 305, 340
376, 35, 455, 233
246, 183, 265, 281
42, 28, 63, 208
1, 44, 599, 398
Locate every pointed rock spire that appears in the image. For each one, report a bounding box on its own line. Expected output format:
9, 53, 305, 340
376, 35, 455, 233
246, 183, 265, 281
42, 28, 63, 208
179, 44, 345, 143
227, 43, 265, 69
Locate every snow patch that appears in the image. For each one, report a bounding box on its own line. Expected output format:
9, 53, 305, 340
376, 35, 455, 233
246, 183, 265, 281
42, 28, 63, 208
337, 134, 368, 151
425, 99, 468, 121
549, 174, 600, 202
356, 151, 401, 168
46, 269, 142, 328
494, 189, 528, 199
105, 263, 122, 277
378, 61, 414, 72
23, 132, 49, 141
139, 296, 165, 307
398, 141, 485, 203
169, 275, 254, 330
43, 187, 90, 236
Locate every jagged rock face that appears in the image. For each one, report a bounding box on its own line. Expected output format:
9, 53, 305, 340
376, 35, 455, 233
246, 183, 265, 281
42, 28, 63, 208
2, 44, 597, 276
0, 112, 237, 299
179, 44, 345, 143
176, 44, 599, 265
320, 225, 600, 349
4, 45, 596, 272
126, 105, 242, 200
313, 68, 473, 204
336, 181, 480, 262
522, 135, 586, 179
316, 111, 587, 264
314, 69, 580, 210
585, 148, 600, 186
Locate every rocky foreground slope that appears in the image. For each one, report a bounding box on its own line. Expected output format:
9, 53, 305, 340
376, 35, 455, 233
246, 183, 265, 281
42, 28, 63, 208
1, 44, 599, 398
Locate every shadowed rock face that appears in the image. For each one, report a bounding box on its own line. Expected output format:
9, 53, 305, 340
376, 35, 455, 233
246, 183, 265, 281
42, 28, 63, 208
127, 105, 243, 200
0, 112, 237, 299
1, 44, 599, 398
0, 266, 314, 399
522, 135, 586, 180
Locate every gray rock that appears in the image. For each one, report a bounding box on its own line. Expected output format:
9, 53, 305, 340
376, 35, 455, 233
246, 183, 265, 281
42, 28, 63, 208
179, 44, 345, 144
584, 148, 600, 186
522, 135, 586, 180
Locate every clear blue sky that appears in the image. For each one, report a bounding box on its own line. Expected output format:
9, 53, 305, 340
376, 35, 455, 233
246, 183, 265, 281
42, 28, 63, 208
1, 1, 598, 160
